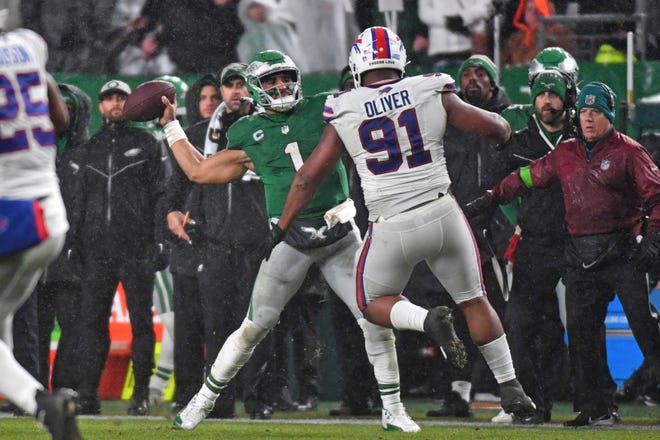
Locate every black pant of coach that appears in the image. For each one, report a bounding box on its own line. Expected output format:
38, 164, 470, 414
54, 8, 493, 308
77, 253, 156, 413
564, 244, 660, 417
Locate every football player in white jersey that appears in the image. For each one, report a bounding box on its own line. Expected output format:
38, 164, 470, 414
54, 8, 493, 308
0, 2, 84, 438
276, 26, 537, 423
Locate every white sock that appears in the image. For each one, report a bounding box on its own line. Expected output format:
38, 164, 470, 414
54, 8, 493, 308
478, 334, 516, 384
451, 380, 472, 402
358, 318, 402, 411
389, 301, 428, 332
0, 341, 41, 415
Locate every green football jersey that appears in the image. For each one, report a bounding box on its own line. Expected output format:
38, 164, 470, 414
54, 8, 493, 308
227, 93, 349, 219
501, 103, 534, 132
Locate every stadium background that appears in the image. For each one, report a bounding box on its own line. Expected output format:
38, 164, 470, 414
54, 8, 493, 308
48, 61, 660, 402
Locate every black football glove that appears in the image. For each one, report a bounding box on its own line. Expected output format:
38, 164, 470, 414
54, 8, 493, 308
463, 192, 496, 220
264, 223, 284, 261
636, 231, 660, 273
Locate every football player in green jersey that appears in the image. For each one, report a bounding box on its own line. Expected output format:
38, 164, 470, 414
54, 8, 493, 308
160, 50, 422, 432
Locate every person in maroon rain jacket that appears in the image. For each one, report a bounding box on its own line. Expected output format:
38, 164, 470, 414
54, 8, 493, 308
466, 81, 660, 427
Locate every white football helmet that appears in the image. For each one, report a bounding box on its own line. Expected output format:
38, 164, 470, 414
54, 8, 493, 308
245, 50, 302, 112
349, 26, 407, 87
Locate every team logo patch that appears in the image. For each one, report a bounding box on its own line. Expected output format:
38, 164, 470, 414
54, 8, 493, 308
253, 129, 264, 142
600, 159, 611, 170
124, 148, 142, 157
379, 87, 392, 94
585, 94, 596, 105
301, 226, 327, 240
281, 125, 290, 134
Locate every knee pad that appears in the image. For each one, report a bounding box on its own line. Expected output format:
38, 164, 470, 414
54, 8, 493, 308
210, 319, 269, 383
236, 319, 269, 346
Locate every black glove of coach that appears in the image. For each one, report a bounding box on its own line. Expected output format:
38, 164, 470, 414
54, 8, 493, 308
463, 192, 496, 220
636, 231, 660, 272
264, 222, 285, 261
445, 15, 469, 36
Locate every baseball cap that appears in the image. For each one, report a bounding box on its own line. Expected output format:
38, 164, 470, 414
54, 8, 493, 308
219, 62, 246, 85
98, 79, 131, 100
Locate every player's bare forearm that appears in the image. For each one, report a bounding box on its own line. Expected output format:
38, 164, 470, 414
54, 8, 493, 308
170, 141, 251, 184
442, 92, 511, 144
161, 95, 252, 184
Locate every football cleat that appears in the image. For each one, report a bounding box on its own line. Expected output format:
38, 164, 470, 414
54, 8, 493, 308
499, 379, 537, 423
423, 306, 467, 369
381, 407, 420, 432
35, 388, 84, 440
491, 409, 513, 424
173, 392, 215, 430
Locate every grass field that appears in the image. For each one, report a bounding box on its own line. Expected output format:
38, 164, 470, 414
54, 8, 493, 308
2, 399, 658, 439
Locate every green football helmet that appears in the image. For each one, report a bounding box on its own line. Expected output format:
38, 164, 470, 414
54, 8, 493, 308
528, 47, 579, 85
245, 50, 302, 112
154, 75, 189, 123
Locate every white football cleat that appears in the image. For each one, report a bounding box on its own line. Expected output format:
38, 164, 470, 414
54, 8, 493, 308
382, 407, 421, 432
491, 409, 513, 424
173, 392, 215, 430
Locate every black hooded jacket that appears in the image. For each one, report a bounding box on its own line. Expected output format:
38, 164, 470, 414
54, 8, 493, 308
74, 119, 166, 258
166, 93, 268, 275
497, 113, 579, 245
444, 87, 513, 257
184, 73, 219, 128
41, 83, 92, 283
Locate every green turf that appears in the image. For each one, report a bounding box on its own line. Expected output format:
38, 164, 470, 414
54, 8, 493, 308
2, 399, 658, 440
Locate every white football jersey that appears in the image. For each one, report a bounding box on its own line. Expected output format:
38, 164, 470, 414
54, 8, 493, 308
0, 28, 58, 199
323, 74, 455, 221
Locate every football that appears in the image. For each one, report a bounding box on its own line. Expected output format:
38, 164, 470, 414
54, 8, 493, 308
123, 80, 176, 122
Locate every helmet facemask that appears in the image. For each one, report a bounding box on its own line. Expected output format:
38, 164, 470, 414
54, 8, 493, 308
246, 50, 302, 113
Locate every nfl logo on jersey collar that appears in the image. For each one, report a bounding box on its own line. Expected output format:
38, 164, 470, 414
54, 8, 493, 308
281, 125, 290, 134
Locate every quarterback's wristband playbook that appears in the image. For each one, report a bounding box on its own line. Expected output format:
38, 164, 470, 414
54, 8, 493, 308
164, 120, 188, 147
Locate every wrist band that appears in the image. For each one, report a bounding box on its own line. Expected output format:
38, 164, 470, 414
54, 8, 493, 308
164, 120, 187, 147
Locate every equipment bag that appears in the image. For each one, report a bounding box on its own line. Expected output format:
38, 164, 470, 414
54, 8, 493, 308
0, 198, 49, 256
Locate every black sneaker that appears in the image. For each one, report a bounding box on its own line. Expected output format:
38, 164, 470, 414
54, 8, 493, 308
35, 388, 84, 440
426, 391, 473, 418
272, 386, 298, 412
249, 404, 273, 420
127, 398, 149, 416
296, 396, 319, 411
499, 379, 536, 423
423, 306, 467, 369
76, 394, 100, 416
563, 411, 619, 427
